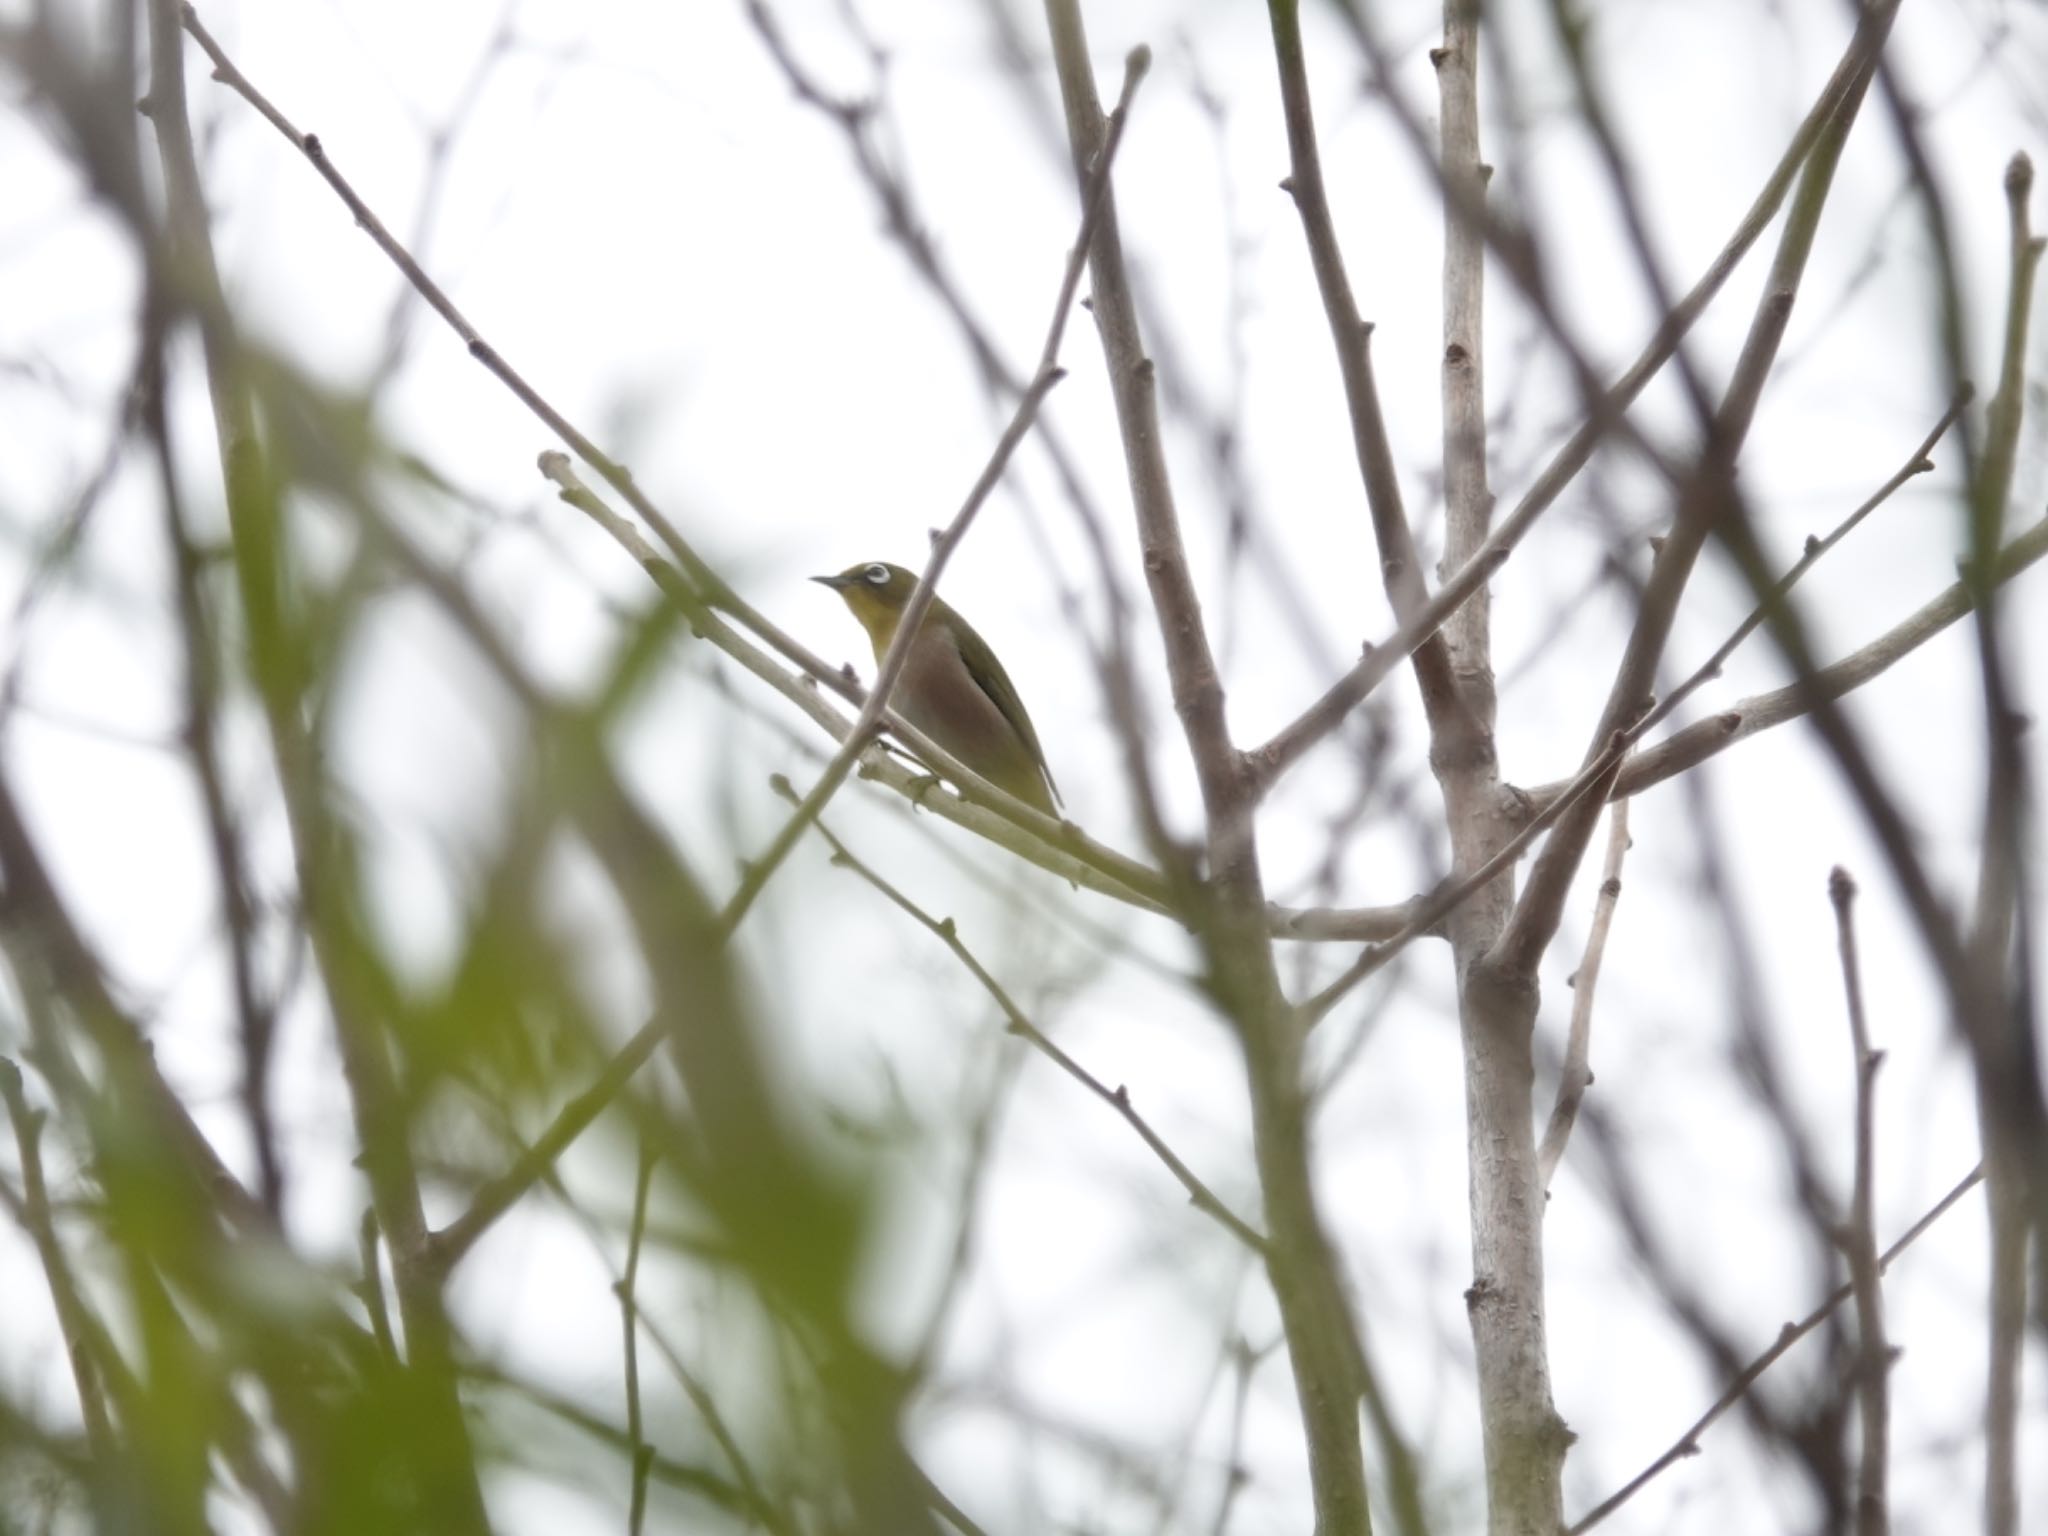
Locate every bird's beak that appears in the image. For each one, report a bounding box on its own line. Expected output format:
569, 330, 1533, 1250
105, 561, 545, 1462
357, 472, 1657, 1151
811, 573, 851, 591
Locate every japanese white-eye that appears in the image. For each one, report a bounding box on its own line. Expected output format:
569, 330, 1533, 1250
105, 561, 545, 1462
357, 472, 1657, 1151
813, 561, 1061, 818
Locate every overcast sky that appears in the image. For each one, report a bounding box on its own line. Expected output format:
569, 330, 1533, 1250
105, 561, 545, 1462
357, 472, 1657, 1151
1, 0, 2045, 1531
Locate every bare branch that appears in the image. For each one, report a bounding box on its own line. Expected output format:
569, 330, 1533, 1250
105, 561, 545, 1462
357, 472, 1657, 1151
1569, 1164, 1986, 1535
1968, 148, 2043, 1536
1537, 799, 1630, 1192
1435, 0, 1492, 706
1829, 868, 1892, 1536
1535, 512, 2048, 808
0, 1060, 118, 1458
1267, 0, 1466, 735
1495, 2, 1899, 979
1041, 7, 1381, 1531
1041, 3, 1239, 839
620, 1140, 659, 1536
546, 1183, 798, 1536
465, 1366, 754, 1520
1641, 391, 1972, 739
1249, 0, 1910, 798
1976, 154, 2041, 569
1205, 1335, 1273, 1536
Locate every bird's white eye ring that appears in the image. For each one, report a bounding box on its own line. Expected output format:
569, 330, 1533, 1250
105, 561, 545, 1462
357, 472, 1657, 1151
863, 563, 890, 585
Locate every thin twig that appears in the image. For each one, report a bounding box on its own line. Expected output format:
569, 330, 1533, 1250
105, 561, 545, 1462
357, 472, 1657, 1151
1536, 798, 1630, 1191
367, 0, 521, 389
620, 1140, 659, 1536
1829, 868, 1891, 1536
545, 1183, 797, 1536
1537, 0, 1717, 438
779, 778, 1268, 1254
468, 1366, 751, 1518
0, 1059, 118, 1458
1206, 1335, 1274, 1536
1637, 390, 1971, 740
1568, 1163, 1984, 1534
1975, 154, 2040, 573
432, 1018, 663, 1273
906, 1039, 1023, 1382
1967, 148, 2042, 1536
1532, 512, 2048, 808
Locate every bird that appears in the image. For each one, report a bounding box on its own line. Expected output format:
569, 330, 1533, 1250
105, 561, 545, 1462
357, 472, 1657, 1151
813, 561, 1062, 818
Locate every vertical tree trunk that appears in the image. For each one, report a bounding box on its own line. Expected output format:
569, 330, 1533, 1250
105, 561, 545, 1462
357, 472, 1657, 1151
1435, 5, 1571, 1530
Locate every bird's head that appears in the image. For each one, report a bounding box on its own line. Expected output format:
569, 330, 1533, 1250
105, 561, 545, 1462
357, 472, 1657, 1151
812, 560, 920, 648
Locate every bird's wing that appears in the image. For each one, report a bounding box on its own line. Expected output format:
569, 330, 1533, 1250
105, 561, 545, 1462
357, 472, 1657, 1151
953, 629, 1062, 807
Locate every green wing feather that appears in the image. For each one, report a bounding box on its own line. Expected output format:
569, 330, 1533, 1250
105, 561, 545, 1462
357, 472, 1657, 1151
947, 618, 1062, 808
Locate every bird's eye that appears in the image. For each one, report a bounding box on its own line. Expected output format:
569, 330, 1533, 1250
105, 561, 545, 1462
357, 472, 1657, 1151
863, 564, 890, 586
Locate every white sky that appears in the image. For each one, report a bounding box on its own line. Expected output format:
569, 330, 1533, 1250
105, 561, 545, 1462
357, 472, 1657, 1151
1, 0, 2045, 1531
